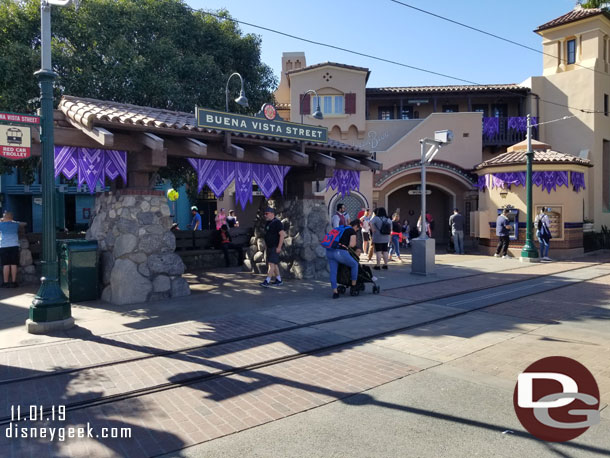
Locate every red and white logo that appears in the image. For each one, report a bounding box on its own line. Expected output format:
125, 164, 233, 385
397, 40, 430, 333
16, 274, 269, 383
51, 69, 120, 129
263, 103, 277, 121
513, 356, 600, 442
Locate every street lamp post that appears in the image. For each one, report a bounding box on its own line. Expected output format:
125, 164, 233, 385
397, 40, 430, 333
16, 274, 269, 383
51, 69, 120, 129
26, 0, 76, 334
225, 72, 248, 112
300, 89, 323, 124
520, 114, 539, 262
411, 130, 452, 276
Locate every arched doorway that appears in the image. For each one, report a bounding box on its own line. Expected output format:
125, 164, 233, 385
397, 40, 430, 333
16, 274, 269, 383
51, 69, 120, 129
329, 191, 368, 221
387, 184, 454, 242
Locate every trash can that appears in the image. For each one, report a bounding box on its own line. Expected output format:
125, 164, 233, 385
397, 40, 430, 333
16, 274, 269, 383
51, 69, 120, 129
57, 239, 99, 302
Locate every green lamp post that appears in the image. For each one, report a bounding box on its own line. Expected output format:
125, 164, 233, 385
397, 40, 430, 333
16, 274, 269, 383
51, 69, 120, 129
26, 0, 77, 333
520, 114, 539, 262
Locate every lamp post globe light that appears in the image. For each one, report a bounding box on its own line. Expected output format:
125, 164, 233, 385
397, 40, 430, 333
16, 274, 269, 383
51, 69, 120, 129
300, 89, 323, 124
225, 72, 248, 112
26, 0, 78, 334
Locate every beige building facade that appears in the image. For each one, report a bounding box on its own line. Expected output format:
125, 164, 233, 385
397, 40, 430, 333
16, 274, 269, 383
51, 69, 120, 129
273, 5, 610, 254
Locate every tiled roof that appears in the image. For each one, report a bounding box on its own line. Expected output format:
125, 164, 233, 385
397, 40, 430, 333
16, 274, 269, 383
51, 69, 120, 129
286, 62, 371, 81
58, 95, 366, 154
535, 7, 610, 33
367, 84, 529, 95
476, 149, 592, 169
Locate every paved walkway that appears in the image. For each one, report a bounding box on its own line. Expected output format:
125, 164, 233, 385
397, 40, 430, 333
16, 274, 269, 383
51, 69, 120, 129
0, 251, 608, 457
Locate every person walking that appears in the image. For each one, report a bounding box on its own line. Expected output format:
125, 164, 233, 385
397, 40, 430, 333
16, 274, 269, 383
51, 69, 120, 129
388, 213, 403, 262
370, 207, 391, 270
494, 208, 512, 258
260, 207, 285, 287
188, 206, 202, 230
536, 207, 552, 261
326, 219, 362, 299
331, 203, 349, 228
449, 208, 465, 254
360, 208, 371, 258
0, 211, 21, 288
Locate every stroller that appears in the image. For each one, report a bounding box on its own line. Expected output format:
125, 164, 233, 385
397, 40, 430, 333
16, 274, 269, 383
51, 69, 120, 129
336, 248, 381, 295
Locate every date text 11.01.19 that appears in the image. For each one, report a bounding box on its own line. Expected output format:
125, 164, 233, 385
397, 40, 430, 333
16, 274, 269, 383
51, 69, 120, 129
10, 405, 66, 422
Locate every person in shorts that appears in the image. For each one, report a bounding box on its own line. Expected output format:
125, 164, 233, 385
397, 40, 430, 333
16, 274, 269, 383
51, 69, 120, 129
0, 211, 21, 288
260, 207, 285, 287
370, 207, 391, 270
360, 208, 371, 257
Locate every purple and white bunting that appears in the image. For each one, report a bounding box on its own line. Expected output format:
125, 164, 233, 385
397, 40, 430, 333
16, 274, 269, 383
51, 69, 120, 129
54, 146, 128, 193
187, 159, 292, 204
571, 171, 586, 192
477, 170, 581, 194
326, 169, 360, 198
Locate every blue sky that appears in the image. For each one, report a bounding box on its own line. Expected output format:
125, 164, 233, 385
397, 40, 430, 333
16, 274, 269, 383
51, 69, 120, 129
187, 0, 577, 88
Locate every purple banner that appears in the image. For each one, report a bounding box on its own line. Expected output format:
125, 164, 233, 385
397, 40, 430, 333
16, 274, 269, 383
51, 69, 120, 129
54, 147, 127, 193
326, 169, 360, 198
234, 162, 253, 210
532, 171, 569, 194
478, 170, 581, 194
54, 146, 78, 179
482, 117, 499, 138
492, 172, 527, 188
187, 159, 291, 204
105, 150, 127, 184
571, 171, 586, 192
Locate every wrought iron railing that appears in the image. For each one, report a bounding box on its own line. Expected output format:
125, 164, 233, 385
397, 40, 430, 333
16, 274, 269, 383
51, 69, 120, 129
482, 117, 537, 146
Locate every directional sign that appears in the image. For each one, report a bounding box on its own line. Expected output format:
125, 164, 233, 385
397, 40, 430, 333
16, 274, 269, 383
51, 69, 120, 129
408, 189, 432, 195
0, 124, 31, 160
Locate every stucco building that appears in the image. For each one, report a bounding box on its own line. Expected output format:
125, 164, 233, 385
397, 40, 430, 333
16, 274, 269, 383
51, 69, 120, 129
274, 5, 610, 254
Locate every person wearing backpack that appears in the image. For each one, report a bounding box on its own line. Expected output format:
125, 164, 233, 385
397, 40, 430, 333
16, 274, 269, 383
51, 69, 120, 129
324, 219, 361, 299
535, 207, 552, 261
370, 207, 391, 270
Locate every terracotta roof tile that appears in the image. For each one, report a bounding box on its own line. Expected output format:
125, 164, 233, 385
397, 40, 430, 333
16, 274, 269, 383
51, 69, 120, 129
476, 149, 592, 169
367, 84, 529, 95
535, 7, 610, 33
58, 95, 366, 154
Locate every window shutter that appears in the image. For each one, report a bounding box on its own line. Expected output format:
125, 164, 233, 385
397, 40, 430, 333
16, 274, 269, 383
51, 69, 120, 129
345, 93, 356, 114
300, 94, 311, 114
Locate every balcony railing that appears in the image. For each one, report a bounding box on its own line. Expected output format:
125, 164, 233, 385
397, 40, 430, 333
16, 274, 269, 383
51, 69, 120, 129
482, 117, 537, 147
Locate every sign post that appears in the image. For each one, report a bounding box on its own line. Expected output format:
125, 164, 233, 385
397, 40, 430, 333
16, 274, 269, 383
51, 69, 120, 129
0, 112, 39, 160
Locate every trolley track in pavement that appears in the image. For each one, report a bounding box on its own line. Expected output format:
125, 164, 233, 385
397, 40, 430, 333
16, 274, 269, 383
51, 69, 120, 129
0, 260, 597, 387
1, 261, 608, 425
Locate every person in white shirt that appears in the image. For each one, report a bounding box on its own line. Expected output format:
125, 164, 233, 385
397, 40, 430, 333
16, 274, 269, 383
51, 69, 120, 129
535, 208, 552, 261
360, 208, 371, 255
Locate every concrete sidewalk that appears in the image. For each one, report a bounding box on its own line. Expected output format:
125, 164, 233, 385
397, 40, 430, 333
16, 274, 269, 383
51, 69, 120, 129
0, 251, 606, 351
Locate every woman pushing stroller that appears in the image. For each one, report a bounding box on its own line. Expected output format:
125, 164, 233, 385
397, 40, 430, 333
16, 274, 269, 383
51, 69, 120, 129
325, 219, 362, 299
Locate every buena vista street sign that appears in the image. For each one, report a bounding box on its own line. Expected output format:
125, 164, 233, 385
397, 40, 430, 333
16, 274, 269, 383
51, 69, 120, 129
196, 104, 327, 143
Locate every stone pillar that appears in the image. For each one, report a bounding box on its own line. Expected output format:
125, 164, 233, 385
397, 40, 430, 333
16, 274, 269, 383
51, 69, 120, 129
17, 223, 36, 285
243, 198, 330, 280
86, 190, 190, 305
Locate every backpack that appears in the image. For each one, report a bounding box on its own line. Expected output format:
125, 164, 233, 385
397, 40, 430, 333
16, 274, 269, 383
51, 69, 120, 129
379, 217, 392, 235
321, 225, 350, 249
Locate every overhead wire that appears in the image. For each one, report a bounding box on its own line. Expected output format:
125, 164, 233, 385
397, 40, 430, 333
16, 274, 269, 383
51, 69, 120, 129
201, 10, 602, 115
389, 0, 609, 78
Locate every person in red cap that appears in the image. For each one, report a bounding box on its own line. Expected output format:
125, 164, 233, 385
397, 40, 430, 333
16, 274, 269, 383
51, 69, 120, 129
260, 207, 285, 287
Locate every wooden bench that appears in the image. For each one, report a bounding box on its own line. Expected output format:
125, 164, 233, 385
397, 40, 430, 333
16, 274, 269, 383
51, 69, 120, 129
174, 227, 250, 270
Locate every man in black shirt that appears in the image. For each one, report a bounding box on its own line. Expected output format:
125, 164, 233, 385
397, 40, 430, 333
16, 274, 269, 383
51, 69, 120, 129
260, 207, 285, 287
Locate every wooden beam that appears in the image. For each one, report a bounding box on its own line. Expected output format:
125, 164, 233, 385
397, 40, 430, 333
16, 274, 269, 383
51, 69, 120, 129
165, 137, 207, 156
151, 147, 167, 167
310, 152, 336, 167
223, 132, 244, 159
360, 157, 383, 170
250, 146, 279, 163
335, 155, 369, 171
65, 117, 114, 146
287, 149, 310, 165
138, 132, 164, 152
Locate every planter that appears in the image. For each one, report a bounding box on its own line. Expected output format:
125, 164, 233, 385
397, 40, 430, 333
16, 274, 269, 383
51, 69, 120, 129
583, 223, 594, 232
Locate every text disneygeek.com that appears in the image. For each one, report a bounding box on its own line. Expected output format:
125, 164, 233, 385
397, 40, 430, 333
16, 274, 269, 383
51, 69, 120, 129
5, 422, 132, 441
